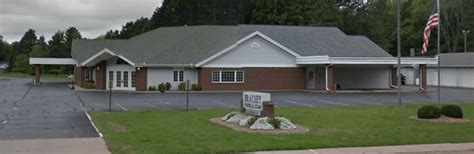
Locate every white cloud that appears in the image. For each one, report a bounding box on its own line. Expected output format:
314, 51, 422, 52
0, 0, 162, 43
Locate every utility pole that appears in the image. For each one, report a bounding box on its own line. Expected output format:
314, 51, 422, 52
463, 30, 470, 53
396, 0, 402, 105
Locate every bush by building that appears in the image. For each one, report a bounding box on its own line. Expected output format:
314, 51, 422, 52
440, 105, 463, 118
417, 105, 441, 119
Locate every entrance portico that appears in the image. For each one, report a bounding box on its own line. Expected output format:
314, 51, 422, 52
78, 48, 144, 91
298, 56, 438, 92
29, 58, 78, 84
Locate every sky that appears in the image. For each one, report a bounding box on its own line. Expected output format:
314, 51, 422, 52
0, 0, 162, 43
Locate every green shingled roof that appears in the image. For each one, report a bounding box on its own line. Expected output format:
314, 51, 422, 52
71, 25, 392, 66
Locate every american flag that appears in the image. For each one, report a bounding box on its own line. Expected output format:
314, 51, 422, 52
421, 1, 439, 55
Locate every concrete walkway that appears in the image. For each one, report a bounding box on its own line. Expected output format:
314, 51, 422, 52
0, 137, 110, 154
251, 143, 474, 154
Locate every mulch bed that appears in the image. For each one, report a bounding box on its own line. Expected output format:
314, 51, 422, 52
210, 117, 310, 135
409, 115, 470, 123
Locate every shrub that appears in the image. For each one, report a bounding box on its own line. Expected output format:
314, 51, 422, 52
158, 83, 166, 92
268, 118, 280, 129
83, 80, 95, 89
191, 84, 201, 91
441, 105, 463, 118
247, 116, 257, 126
148, 86, 157, 91
178, 82, 186, 91
417, 105, 441, 119
165, 82, 172, 90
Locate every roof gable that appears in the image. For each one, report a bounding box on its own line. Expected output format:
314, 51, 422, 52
199, 35, 298, 68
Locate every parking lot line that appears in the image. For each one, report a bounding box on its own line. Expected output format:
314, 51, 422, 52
337, 98, 382, 105
284, 99, 314, 107
211, 100, 238, 108
318, 100, 351, 106
115, 103, 128, 111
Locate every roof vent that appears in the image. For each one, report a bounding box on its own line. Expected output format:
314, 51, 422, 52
250, 42, 260, 48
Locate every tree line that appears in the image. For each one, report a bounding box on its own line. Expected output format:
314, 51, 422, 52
1, 0, 473, 74
0, 28, 81, 74
99, 0, 473, 55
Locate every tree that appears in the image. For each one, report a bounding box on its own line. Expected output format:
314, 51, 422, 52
30, 36, 50, 57
12, 54, 32, 74
48, 31, 67, 58
118, 18, 151, 39
16, 29, 38, 55
64, 27, 82, 57
0, 36, 12, 61
441, 0, 474, 53
97, 30, 120, 39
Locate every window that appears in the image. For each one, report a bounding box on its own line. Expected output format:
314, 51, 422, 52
116, 58, 128, 65
173, 70, 184, 82
236, 71, 244, 82
212, 71, 220, 82
131, 71, 136, 87
221, 71, 235, 82
85, 68, 94, 81
116, 71, 121, 87
211, 70, 244, 83
123, 71, 129, 87
179, 71, 184, 82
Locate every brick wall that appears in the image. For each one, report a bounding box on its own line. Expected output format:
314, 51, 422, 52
390, 67, 397, 88
95, 61, 107, 90
135, 67, 147, 91
419, 64, 427, 90
74, 67, 85, 87
198, 67, 306, 91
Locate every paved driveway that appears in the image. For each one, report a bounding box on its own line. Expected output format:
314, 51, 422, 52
1, 78, 473, 139
76, 86, 474, 112
0, 78, 99, 140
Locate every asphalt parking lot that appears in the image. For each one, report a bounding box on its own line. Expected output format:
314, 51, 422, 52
0, 78, 99, 140
77, 84, 474, 112
1, 78, 473, 139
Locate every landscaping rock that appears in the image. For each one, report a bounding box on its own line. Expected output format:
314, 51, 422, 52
276, 117, 296, 129
250, 117, 274, 130
221, 112, 238, 121
239, 116, 254, 127
225, 112, 247, 124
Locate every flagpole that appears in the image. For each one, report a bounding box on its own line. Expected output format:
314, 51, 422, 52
397, 0, 402, 105
437, 0, 441, 104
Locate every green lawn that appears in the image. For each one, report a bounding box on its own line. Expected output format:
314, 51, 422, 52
91, 104, 474, 153
0, 72, 70, 81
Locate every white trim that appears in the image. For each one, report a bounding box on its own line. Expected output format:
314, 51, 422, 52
107, 66, 135, 91
140, 63, 193, 67
195, 31, 301, 67
201, 64, 299, 68
29, 58, 77, 65
81, 48, 135, 67
297, 56, 438, 65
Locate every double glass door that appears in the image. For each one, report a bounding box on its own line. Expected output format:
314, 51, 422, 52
108, 70, 135, 90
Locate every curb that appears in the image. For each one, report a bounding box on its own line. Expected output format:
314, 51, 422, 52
73, 91, 103, 138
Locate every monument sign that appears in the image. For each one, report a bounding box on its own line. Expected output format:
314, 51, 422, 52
242, 92, 271, 116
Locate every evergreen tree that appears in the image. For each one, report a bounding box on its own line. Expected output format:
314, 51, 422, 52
64, 27, 82, 57
48, 31, 67, 58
